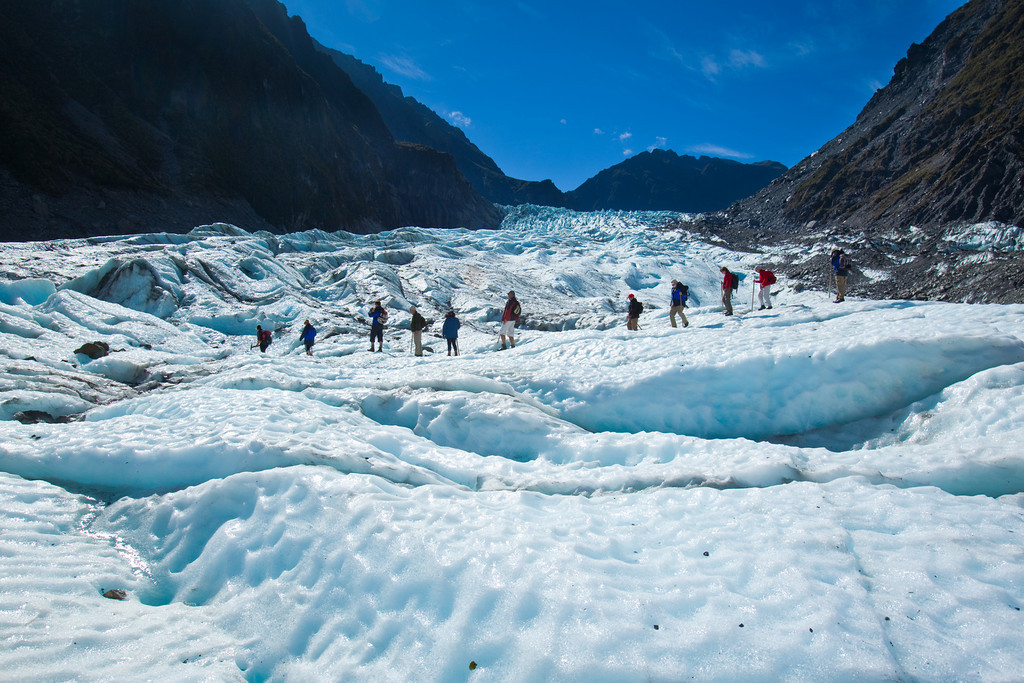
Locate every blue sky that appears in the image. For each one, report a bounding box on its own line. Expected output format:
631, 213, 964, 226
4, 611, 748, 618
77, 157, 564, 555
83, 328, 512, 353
281, 0, 966, 191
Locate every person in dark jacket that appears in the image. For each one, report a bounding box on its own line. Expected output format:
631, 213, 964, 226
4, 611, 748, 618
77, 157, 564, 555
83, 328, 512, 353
255, 325, 272, 353
300, 320, 316, 356
441, 310, 461, 356
831, 249, 851, 302
368, 301, 387, 352
720, 267, 735, 316
409, 306, 427, 357
626, 293, 643, 330
669, 280, 689, 328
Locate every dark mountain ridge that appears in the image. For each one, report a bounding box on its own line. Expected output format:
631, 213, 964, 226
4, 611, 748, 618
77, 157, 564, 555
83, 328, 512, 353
0, 0, 502, 241
567, 150, 786, 213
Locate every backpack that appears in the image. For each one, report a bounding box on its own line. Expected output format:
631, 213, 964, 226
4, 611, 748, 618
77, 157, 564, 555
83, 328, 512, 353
838, 254, 852, 270
762, 270, 776, 285
729, 273, 739, 290
259, 329, 272, 343
512, 301, 521, 318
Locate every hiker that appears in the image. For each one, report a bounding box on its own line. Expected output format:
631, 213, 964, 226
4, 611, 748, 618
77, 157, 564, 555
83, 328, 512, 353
442, 310, 461, 356
499, 290, 520, 350
720, 267, 737, 316
409, 306, 427, 357
831, 249, 852, 302
368, 300, 387, 352
754, 268, 776, 310
669, 280, 689, 328
300, 319, 316, 356
255, 324, 272, 353
626, 293, 643, 330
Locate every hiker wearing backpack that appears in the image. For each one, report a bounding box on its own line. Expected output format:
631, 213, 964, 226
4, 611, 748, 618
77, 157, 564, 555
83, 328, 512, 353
754, 268, 776, 310
300, 319, 317, 356
669, 280, 689, 328
442, 310, 461, 356
368, 301, 387, 352
409, 306, 427, 357
255, 324, 272, 353
499, 291, 520, 350
831, 249, 852, 303
626, 293, 643, 330
720, 267, 737, 316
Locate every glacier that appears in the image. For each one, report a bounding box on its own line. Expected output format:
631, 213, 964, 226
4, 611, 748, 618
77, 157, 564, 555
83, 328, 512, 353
1, 206, 1023, 680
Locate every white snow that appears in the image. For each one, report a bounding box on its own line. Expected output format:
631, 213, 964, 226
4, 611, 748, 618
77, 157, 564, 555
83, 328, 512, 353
1, 207, 1023, 681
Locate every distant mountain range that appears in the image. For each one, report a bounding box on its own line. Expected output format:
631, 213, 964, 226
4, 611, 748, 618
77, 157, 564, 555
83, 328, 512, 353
0, 0, 785, 241
318, 44, 786, 213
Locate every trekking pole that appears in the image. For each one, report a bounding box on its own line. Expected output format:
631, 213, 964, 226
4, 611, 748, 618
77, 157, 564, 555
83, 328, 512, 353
751, 277, 756, 312
827, 267, 833, 301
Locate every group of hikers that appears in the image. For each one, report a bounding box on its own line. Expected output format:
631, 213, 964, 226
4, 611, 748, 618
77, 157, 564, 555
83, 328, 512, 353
252, 293, 493, 358
254, 251, 852, 356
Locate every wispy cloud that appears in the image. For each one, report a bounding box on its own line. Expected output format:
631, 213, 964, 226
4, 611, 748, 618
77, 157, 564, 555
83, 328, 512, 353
594, 128, 605, 135
700, 56, 721, 80
729, 49, 766, 69
686, 143, 754, 160
618, 132, 633, 142
648, 136, 668, 151
623, 148, 633, 156
378, 54, 431, 81
517, 2, 545, 21
446, 111, 472, 128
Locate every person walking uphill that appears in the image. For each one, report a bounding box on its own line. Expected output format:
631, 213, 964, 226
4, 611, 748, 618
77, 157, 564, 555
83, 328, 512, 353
499, 291, 520, 350
255, 325, 272, 353
669, 280, 689, 328
442, 310, 461, 356
300, 319, 317, 356
831, 249, 852, 303
720, 267, 737, 316
754, 268, 776, 310
626, 293, 643, 330
409, 306, 427, 357
368, 301, 387, 352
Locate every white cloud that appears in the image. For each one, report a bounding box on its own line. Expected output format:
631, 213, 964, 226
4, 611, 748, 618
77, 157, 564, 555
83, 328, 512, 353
447, 111, 472, 128
648, 136, 668, 151
701, 56, 721, 80
379, 54, 431, 81
618, 132, 633, 142
560, 119, 567, 125
594, 128, 605, 135
686, 143, 755, 160
623, 148, 633, 156
729, 49, 766, 69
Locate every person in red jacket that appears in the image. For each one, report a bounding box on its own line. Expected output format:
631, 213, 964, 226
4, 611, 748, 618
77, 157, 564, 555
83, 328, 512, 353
499, 291, 520, 350
754, 267, 776, 310
720, 267, 735, 316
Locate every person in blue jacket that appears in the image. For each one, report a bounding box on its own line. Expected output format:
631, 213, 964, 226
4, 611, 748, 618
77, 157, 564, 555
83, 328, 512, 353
368, 301, 387, 352
831, 249, 852, 303
669, 280, 689, 328
300, 319, 317, 356
441, 310, 461, 356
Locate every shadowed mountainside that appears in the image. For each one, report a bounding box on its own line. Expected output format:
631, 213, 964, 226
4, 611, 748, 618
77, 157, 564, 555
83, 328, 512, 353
0, 0, 502, 241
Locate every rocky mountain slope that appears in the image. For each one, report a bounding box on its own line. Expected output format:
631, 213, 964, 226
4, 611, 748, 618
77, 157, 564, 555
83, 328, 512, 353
702, 0, 1024, 303
0, 0, 502, 241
